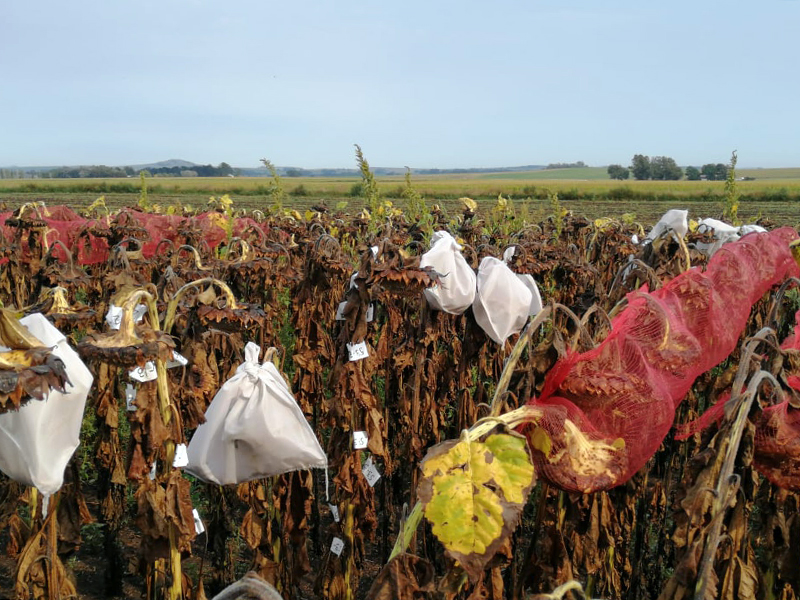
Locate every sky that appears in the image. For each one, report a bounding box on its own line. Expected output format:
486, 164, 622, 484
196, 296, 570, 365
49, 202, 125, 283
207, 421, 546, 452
2, 0, 799, 170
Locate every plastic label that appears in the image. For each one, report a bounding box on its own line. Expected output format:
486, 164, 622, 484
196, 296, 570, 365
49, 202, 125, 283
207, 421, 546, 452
166, 351, 188, 369
336, 303, 374, 323
130, 361, 157, 383
353, 431, 368, 449
329, 504, 340, 523
125, 383, 137, 412
331, 537, 345, 556
335, 301, 348, 321
192, 508, 205, 535
106, 303, 146, 330
173, 444, 189, 468
362, 457, 381, 487
347, 342, 369, 362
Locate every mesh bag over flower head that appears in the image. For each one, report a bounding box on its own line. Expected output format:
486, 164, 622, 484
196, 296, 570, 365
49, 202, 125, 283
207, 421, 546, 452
523, 228, 799, 493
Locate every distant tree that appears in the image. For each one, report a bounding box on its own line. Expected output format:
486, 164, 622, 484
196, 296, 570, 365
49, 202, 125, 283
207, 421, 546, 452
607, 164, 630, 180
701, 163, 728, 181
650, 156, 683, 180
285, 168, 303, 177
217, 162, 234, 176
630, 154, 651, 180
685, 166, 701, 181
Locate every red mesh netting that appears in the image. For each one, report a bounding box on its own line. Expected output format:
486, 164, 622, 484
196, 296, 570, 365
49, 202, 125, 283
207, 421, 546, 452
752, 310, 800, 490
523, 227, 800, 493
0, 206, 265, 265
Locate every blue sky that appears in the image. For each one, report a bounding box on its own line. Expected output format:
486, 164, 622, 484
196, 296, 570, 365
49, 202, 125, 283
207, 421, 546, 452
2, 1, 799, 169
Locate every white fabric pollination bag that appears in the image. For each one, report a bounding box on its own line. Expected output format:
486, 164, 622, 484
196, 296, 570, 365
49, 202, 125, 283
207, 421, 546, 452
0, 314, 93, 504
646, 209, 689, 241
186, 342, 327, 485
419, 231, 476, 314
473, 257, 532, 345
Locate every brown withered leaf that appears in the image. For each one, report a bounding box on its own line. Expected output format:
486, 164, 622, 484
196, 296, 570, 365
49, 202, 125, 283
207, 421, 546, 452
365, 553, 435, 600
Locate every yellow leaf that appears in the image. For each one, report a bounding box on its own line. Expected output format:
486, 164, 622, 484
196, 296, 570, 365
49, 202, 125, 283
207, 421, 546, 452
418, 432, 535, 580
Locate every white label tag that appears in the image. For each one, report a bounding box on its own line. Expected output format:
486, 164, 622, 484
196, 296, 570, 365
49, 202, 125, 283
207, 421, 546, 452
335, 301, 348, 321
192, 508, 205, 535
331, 537, 345, 556
353, 431, 368, 450
347, 341, 369, 362
172, 443, 189, 468
148, 461, 157, 481
328, 504, 340, 523
106, 303, 146, 330
336, 303, 373, 322
125, 383, 137, 412
166, 351, 188, 369
362, 457, 381, 487
130, 361, 157, 382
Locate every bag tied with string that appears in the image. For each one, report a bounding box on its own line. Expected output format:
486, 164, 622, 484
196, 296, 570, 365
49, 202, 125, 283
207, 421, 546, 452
419, 231, 476, 315
186, 342, 327, 485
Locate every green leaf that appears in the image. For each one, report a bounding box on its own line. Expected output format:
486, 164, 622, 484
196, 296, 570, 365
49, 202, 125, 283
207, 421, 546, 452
417, 431, 535, 580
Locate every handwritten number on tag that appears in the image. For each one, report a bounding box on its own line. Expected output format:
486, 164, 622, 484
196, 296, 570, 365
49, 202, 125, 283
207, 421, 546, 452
353, 431, 368, 449
347, 342, 368, 362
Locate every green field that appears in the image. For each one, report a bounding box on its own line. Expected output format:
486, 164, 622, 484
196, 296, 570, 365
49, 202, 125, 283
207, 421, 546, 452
2, 167, 800, 227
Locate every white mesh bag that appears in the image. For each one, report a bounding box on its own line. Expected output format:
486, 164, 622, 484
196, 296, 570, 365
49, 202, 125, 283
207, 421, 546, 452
419, 231, 476, 314
186, 342, 327, 485
473, 257, 532, 345
0, 314, 93, 499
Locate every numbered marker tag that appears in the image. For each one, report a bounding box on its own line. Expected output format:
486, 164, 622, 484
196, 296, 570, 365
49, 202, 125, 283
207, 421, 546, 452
125, 383, 137, 412
362, 457, 381, 487
328, 504, 340, 523
105, 305, 123, 330
166, 351, 188, 369
366, 304, 374, 323
352, 431, 368, 450
105, 303, 146, 330
130, 361, 157, 383
173, 443, 189, 468
331, 537, 345, 557
335, 301, 348, 321
347, 341, 369, 362
192, 508, 206, 535
148, 461, 157, 481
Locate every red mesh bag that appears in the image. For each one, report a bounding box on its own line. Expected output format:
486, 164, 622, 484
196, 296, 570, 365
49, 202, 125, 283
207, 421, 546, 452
0, 206, 269, 266
752, 310, 800, 490
523, 228, 799, 493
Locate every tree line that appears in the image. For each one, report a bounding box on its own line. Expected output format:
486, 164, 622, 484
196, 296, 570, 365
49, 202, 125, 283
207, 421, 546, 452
607, 156, 735, 181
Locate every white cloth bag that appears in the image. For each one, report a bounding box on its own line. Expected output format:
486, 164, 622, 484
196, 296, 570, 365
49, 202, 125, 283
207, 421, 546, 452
186, 342, 327, 485
646, 209, 689, 241
420, 231, 476, 314
0, 314, 93, 498
473, 257, 532, 345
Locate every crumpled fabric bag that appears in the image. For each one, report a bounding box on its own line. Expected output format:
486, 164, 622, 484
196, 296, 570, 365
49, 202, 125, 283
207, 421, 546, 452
694, 218, 767, 257
646, 209, 689, 241
0, 313, 93, 499
473, 257, 532, 345
419, 231, 476, 314
186, 342, 327, 485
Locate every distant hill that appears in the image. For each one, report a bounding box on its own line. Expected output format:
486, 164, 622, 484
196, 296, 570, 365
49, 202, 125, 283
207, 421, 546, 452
239, 164, 548, 178
127, 159, 198, 170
